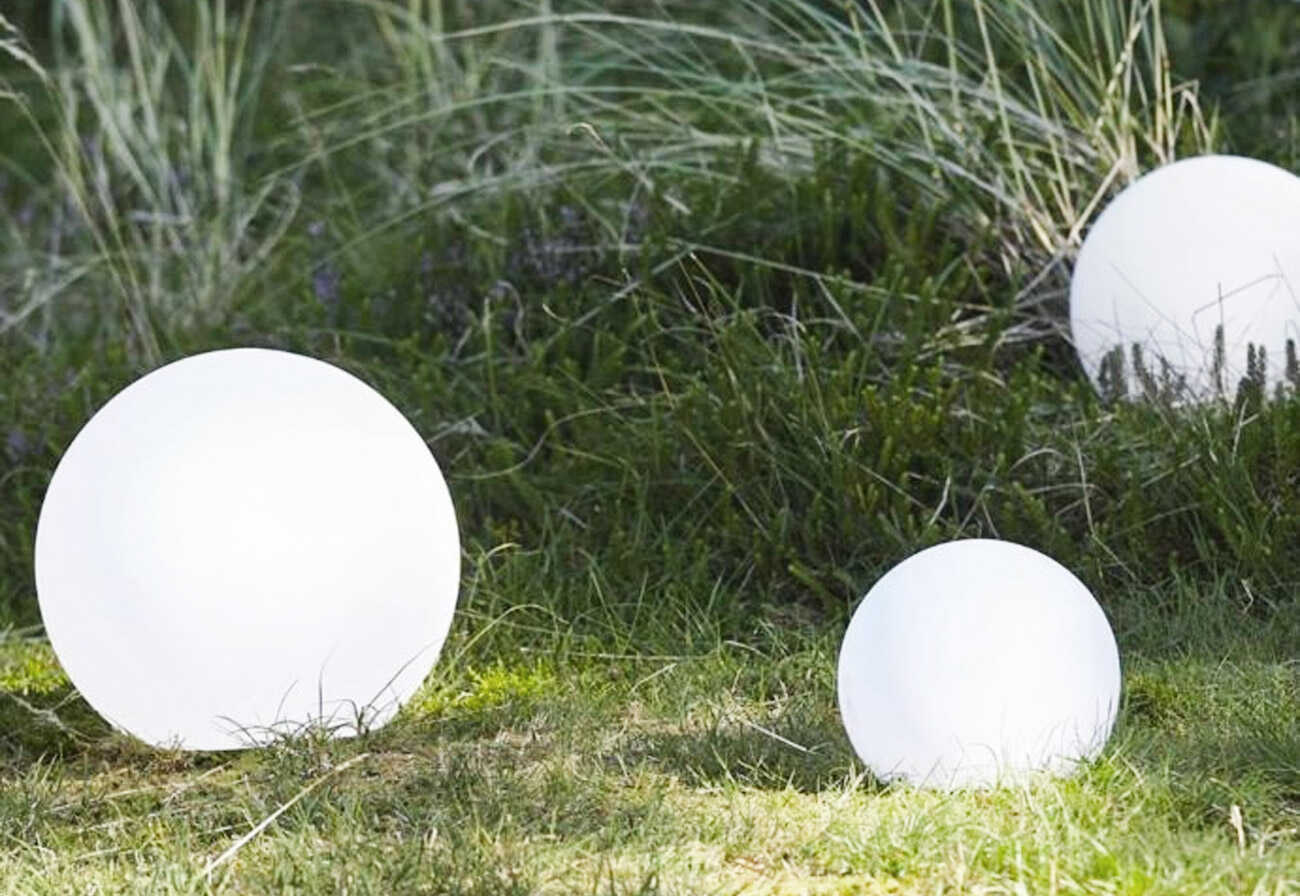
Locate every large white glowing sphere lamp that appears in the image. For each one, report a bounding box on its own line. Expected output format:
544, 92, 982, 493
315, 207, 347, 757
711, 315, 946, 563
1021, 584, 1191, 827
1070, 154, 1300, 401
35, 348, 460, 750
837, 539, 1120, 788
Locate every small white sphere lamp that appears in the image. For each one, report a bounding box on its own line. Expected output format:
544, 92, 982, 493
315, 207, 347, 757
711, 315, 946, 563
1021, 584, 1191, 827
1070, 154, 1300, 401
35, 348, 460, 750
837, 539, 1120, 788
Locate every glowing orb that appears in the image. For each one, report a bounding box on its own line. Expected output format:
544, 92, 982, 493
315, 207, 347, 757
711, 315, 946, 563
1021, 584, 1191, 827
35, 348, 460, 750
1070, 154, 1300, 401
837, 539, 1120, 788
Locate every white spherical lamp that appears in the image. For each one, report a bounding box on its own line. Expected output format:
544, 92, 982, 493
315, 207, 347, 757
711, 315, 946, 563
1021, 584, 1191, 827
837, 539, 1120, 788
1070, 154, 1300, 401
35, 348, 460, 750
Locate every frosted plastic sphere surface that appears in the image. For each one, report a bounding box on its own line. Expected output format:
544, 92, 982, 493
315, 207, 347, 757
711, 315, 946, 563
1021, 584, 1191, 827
837, 540, 1120, 788
1070, 154, 1300, 401
35, 348, 460, 750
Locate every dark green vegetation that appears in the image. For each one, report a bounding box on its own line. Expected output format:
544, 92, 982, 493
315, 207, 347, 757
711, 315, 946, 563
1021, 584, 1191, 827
1, 1, 1297, 892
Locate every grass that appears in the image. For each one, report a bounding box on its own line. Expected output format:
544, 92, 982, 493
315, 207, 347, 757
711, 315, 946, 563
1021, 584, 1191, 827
1, 0, 1298, 891
0, 577, 1296, 893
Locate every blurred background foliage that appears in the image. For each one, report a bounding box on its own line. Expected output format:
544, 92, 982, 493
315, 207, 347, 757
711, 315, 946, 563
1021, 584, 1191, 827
1, 0, 1298, 632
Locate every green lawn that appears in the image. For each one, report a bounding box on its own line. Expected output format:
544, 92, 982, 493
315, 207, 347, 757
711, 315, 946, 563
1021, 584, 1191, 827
1, 576, 1297, 893
1, 0, 1298, 892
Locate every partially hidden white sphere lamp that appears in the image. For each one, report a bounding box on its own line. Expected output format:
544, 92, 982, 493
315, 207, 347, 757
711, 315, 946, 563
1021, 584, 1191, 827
35, 348, 460, 750
1070, 154, 1300, 401
837, 539, 1120, 788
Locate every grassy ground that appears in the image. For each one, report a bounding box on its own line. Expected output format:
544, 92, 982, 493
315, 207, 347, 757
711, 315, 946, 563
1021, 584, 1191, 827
1, 0, 1298, 892
1, 578, 1297, 894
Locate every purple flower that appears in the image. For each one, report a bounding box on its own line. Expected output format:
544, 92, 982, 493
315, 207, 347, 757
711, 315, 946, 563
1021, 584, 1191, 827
5, 427, 31, 462
312, 264, 340, 309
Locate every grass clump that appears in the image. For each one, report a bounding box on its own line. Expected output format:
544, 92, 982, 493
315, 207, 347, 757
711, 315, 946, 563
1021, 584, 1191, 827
0, 638, 65, 695
1, 1, 296, 359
